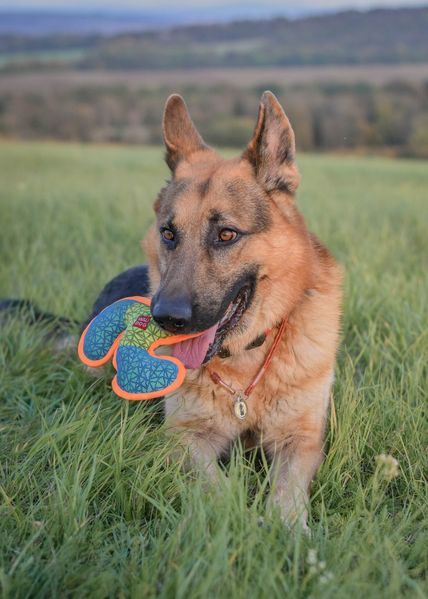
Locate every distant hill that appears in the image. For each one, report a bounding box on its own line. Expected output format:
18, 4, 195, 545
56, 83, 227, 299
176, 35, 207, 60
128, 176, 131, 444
0, 11, 174, 36
1, 7, 428, 69
0, 6, 325, 36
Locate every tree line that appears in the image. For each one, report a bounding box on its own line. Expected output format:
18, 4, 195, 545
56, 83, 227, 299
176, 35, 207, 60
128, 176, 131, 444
1, 81, 427, 157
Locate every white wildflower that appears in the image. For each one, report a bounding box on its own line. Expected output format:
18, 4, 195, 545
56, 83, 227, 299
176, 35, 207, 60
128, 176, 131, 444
320, 571, 334, 585
306, 549, 334, 585
375, 453, 400, 481
307, 548, 318, 565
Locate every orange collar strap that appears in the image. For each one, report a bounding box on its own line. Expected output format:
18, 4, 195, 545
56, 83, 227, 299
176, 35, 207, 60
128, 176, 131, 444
207, 318, 287, 400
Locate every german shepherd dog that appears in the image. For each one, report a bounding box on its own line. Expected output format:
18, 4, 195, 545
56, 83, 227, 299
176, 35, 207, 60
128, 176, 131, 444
142, 91, 341, 529
3, 91, 342, 530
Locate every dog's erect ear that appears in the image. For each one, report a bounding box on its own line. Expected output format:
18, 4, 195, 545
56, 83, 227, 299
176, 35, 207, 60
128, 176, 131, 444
243, 91, 300, 195
163, 94, 208, 172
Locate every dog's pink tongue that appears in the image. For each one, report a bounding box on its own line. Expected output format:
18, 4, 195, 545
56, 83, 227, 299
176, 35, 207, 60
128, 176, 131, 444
172, 323, 219, 369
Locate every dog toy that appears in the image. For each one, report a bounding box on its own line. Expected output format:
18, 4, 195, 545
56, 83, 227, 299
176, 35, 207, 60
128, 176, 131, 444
78, 296, 203, 400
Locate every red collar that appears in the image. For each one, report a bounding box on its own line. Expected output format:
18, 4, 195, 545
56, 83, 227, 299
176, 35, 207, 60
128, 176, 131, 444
206, 318, 287, 402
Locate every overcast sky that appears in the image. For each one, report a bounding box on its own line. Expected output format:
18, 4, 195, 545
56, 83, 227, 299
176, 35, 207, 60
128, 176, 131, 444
2, 0, 427, 9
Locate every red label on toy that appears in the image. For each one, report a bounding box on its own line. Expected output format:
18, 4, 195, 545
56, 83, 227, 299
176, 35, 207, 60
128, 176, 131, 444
133, 315, 152, 330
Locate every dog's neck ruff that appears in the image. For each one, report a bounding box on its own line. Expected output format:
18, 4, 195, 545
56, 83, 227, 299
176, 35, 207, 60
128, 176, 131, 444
206, 318, 288, 420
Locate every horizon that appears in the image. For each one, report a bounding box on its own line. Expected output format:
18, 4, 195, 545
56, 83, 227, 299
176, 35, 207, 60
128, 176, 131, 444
1, 0, 428, 11
1, 2, 427, 38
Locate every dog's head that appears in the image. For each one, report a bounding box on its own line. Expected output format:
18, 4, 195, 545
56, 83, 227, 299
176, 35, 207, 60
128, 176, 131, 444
144, 91, 314, 367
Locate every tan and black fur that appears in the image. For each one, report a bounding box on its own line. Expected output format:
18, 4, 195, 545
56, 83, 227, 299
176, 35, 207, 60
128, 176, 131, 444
141, 91, 343, 529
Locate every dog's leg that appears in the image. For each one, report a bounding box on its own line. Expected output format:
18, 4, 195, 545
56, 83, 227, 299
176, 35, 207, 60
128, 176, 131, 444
165, 393, 234, 482
181, 432, 229, 482
166, 420, 230, 483
264, 376, 332, 531
267, 436, 324, 532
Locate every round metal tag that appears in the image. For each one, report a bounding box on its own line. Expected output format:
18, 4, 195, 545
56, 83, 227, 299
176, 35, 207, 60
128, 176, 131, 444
234, 398, 248, 420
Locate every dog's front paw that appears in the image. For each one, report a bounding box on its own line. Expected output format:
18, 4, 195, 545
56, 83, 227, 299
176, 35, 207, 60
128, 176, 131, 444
267, 490, 311, 536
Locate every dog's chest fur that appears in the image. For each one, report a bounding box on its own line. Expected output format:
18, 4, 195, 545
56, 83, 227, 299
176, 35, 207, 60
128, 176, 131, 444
164, 274, 342, 452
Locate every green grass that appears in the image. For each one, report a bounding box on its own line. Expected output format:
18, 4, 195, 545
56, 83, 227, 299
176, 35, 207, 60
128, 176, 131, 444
0, 49, 86, 67
0, 141, 427, 598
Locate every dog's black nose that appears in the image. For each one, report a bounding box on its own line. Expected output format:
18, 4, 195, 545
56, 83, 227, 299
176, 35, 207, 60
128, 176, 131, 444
151, 294, 192, 332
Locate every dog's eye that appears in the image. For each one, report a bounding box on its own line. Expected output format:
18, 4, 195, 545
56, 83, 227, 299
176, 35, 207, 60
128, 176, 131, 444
161, 229, 175, 242
218, 229, 237, 243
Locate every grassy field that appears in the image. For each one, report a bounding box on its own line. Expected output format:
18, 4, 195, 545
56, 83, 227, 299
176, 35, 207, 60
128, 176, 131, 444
2, 63, 428, 93
0, 142, 427, 598
0, 49, 86, 68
